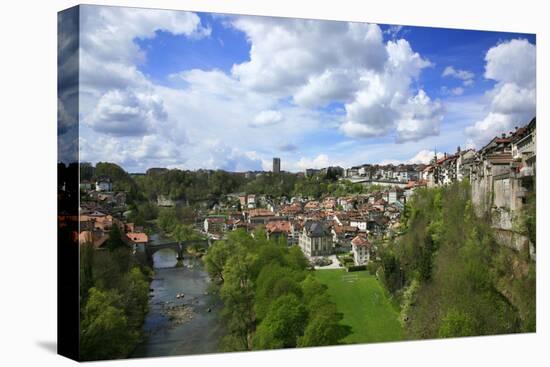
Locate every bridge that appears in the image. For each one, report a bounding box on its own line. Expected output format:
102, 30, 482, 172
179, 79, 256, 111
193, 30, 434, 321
144, 239, 210, 262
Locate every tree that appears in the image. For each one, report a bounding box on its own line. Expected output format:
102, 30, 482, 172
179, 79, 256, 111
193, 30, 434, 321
254, 294, 308, 349
298, 310, 351, 347
157, 207, 178, 234
80, 288, 137, 360
80, 243, 95, 301
438, 309, 477, 338
120, 267, 149, 330
254, 264, 303, 320
219, 251, 258, 351
204, 240, 233, 282
106, 224, 125, 252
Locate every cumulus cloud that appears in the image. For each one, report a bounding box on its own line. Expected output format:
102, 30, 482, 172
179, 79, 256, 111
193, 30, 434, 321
231, 18, 387, 96
77, 7, 449, 171
250, 110, 284, 127
85, 89, 167, 136
379, 149, 444, 165
442, 66, 475, 86
396, 90, 444, 142
295, 154, 331, 170
341, 39, 441, 142
465, 39, 536, 146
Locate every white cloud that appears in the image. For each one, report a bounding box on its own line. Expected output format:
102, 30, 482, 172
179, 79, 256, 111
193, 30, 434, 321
396, 90, 444, 142
77, 8, 448, 171
295, 154, 331, 170
379, 149, 444, 165
294, 69, 359, 107
442, 66, 475, 86
484, 39, 535, 88
451, 87, 464, 96
466, 38, 536, 146
85, 89, 167, 136
341, 39, 441, 142
230, 18, 387, 96
250, 110, 284, 127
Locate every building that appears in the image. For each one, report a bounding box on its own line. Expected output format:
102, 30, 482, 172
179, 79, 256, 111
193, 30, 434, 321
266, 220, 292, 242
247, 194, 256, 209
204, 216, 226, 234
95, 176, 112, 192
273, 157, 281, 174
305, 168, 320, 177
299, 220, 332, 257
351, 235, 371, 265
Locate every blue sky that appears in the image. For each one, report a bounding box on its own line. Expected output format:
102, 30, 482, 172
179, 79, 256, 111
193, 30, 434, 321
74, 5, 536, 172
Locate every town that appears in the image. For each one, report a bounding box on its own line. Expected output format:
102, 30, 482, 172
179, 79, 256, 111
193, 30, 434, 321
76, 117, 536, 268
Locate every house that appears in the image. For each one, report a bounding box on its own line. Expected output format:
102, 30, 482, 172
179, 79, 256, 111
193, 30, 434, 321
511, 117, 536, 176
204, 216, 226, 234
95, 177, 112, 192
304, 200, 320, 211
331, 225, 358, 252
78, 230, 109, 249
351, 235, 372, 265
266, 220, 292, 243
247, 209, 275, 224
237, 194, 248, 208
387, 188, 403, 204
367, 216, 389, 236
247, 194, 256, 209
349, 215, 368, 231
126, 232, 148, 244
279, 202, 303, 217
299, 220, 332, 257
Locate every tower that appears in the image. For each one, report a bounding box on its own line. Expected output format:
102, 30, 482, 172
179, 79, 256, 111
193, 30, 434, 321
273, 157, 281, 174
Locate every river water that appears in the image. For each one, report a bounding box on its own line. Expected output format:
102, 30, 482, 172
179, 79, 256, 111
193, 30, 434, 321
130, 248, 224, 358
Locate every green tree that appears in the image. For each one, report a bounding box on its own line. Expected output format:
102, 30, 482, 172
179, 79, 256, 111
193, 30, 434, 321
157, 207, 178, 234
438, 309, 477, 338
80, 288, 137, 360
106, 224, 125, 252
120, 267, 150, 330
254, 294, 308, 349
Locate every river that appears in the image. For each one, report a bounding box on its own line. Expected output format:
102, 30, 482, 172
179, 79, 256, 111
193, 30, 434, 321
130, 247, 224, 358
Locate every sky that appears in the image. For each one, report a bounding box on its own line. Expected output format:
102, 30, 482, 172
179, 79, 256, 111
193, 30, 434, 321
69, 5, 536, 173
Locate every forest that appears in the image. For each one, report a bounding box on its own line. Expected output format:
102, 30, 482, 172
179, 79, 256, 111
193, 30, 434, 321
377, 181, 536, 339
203, 229, 351, 350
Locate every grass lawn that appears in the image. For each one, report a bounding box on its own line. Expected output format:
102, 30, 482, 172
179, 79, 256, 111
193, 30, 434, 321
314, 269, 403, 344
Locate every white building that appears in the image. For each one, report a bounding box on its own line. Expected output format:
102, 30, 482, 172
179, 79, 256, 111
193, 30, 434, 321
351, 235, 371, 265
247, 194, 256, 209
299, 220, 332, 257
95, 177, 112, 192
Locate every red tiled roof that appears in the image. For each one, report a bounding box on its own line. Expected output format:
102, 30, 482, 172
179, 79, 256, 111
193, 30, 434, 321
351, 235, 371, 248
126, 232, 148, 243
266, 220, 292, 234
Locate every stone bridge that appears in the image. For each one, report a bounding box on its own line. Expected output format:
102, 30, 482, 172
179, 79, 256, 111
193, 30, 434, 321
144, 239, 210, 261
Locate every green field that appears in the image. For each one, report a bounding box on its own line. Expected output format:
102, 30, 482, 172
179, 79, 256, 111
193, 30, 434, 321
314, 269, 403, 344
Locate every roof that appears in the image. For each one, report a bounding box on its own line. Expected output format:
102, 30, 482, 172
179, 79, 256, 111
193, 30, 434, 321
303, 220, 331, 237
206, 216, 226, 223
351, 235, 371, 248
248, 209, 273, 217
266, 220, 292, 234
126, 232, 148, 243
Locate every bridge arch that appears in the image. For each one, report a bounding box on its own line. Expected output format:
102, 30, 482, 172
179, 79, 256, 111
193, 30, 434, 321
144, 240, 210, 263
